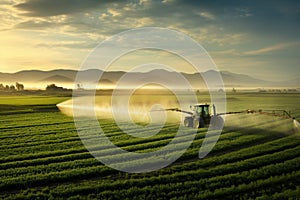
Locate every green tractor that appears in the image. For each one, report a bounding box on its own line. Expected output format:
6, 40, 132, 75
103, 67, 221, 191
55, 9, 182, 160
164, 104, 224, 129
154, 104, 295, 129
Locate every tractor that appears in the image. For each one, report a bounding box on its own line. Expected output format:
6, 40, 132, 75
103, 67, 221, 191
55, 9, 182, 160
153, 104, 295, 129
163, 104, 224, 129
184, 104, 217, 128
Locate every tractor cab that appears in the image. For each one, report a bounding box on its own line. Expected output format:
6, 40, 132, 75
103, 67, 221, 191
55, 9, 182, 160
184, 104, 217, 128
157, 103, 223, 129
191, 104, 212, 125
191, 104, 210, 117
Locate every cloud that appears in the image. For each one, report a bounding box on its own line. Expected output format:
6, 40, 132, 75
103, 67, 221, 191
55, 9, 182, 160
35, 40, 97, 49
196, 11, 215, 20
0, 1, 24, 29
10, 0, 300, 44
107, 8, 122, 17
210, 41, 300, 57
14, 20, 55, 29
244, 41, 300, 55
211, 49, 242, 56
162, 0, 176, 4
14, 0, 120, 17
1, 0, 299, 80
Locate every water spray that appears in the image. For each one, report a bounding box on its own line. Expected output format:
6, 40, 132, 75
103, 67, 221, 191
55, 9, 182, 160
294, 119, 300, 132
153, 104, 298, 133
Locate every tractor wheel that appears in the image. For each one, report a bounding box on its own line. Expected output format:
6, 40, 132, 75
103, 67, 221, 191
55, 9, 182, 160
184, 118, 192, 127
210, 115, 224, 130
193, 119, 199, 128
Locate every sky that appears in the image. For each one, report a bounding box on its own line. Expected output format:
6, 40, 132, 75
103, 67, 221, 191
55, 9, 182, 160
0, 0, 299, 81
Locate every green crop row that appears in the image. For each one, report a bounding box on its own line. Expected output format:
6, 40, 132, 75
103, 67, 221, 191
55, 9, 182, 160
0, 127, 263, 169
0, 129, 266, 179
0, 125, 288, 173
6, 149, 299, 199
0, 131, 285, 179
0, 124, 233, 165
0, 94, 299, 199
1, 136, 300, 193
162, 133, 300, 175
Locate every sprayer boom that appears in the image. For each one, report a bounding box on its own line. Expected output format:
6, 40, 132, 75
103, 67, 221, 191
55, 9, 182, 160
219, 109, 294, 119
150, 103, 295, 129
151, 108, 193, 115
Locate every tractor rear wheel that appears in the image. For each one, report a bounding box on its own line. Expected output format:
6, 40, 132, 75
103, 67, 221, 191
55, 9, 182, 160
193, 119, 199, 128
184, 118, 192, 127
210, 115, 224, 130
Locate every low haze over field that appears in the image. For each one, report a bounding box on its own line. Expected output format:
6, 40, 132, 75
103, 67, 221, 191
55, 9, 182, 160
0, 69, 299, 90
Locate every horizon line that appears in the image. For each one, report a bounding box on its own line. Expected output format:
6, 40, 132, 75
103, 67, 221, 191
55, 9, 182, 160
0, 68, 223, 75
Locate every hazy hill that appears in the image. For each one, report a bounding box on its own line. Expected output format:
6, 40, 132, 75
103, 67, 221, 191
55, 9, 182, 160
279, 77, 300, 87
0, 70, 78, 82
220, 71, 267, 85
0, 69, 298, 88
40, 75, 74, 83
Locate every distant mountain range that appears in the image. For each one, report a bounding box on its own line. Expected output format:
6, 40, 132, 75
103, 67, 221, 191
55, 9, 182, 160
40, 75, 74, 83
0, 69, 298, 88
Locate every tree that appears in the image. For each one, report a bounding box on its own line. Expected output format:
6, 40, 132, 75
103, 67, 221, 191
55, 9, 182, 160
15, 82, 24, 91
0, 84, 4, 90
46, 84, 59, 91
9, 85, 16, 91
232, 88, 236, 93
46, 84, 66, 91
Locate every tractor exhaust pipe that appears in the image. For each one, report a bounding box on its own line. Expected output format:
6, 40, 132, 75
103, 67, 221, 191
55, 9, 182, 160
213, 104, 216, 116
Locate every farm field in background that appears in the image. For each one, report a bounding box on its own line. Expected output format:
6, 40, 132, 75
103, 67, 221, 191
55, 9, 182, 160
0, 93, 300, 199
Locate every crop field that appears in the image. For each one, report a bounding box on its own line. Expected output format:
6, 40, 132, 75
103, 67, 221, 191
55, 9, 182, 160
0, 93, 300, 199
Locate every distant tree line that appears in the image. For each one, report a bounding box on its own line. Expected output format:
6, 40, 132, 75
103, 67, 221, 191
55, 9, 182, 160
0, 82, 24, 91
0, 82, 71, 93
46, 84, 70, 92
